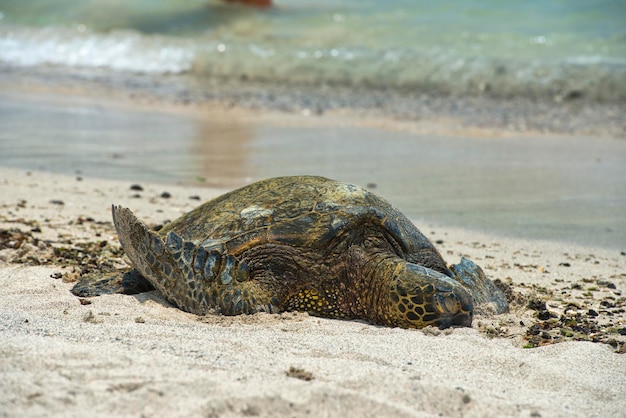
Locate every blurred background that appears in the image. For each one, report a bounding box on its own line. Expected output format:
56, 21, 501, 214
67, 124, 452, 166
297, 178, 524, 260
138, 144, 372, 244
0, 0, 625, 248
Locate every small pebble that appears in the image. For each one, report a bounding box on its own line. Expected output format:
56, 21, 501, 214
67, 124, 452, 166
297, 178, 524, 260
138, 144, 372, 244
537, 310, 551, 320
558, 262, 571, 267
597, 279, 616, 289
50, 199, 65, 205
130, 184, 144, 191
160, 192, 171, 199
189, 195, 201, 201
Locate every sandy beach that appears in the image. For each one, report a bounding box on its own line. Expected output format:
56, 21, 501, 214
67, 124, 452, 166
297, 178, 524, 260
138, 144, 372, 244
1, 164, 625, 417
2, 3, 625, 416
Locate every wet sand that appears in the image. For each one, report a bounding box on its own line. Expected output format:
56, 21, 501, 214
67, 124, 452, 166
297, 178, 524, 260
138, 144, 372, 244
0, 166, 625, 417
1, 88, 625, 249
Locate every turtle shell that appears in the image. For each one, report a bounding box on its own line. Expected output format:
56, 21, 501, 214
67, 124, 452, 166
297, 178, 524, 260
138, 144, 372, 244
157, 176, 445, 271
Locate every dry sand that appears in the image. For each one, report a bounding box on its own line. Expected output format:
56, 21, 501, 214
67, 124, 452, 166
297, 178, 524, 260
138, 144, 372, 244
1, 166, 625, 418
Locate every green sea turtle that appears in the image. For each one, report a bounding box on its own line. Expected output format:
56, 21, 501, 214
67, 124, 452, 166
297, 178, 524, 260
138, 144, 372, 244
72, 176, 508, 328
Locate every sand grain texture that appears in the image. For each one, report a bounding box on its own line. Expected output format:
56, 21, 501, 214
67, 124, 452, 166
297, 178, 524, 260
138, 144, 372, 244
1, 167, 625, 418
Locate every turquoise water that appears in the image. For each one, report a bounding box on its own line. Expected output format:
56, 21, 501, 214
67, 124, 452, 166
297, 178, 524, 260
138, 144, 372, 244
1, 0, 625, 101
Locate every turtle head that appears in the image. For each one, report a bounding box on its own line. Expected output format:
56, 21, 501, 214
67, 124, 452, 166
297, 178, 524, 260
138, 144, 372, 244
385, 263, 474, 329
450, 257, 509, 314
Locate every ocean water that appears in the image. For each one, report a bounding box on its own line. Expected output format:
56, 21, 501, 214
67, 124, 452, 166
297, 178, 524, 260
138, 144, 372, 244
1, 0, 625, 102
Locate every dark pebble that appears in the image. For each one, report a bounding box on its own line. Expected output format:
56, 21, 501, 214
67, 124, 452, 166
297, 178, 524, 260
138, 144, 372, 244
558, 262, 571, 267
189, 195, 201, 201
618, 327, 626, 336
366, 182, 377, 189
130, 184, 144, 191
76, 176, 83, 181
527, 298, 546, 311
435, 239, 444, 244
50, 199, 64, 205
132, 193, 141, 198
621, 251, 625, 256
537, 310, 551, 320
50, 272, 62, 279
152, 224, 164, 232
597, 279, 616, 289
588, 309, 599, 317
31, 227, 42, 233
160, 192, 171, 199
79, 298, 92, 306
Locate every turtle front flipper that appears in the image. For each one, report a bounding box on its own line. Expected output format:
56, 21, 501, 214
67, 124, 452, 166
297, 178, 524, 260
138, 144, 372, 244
113, 205, 203, 312
71, 268, 155, 297
112, 205, 280, 316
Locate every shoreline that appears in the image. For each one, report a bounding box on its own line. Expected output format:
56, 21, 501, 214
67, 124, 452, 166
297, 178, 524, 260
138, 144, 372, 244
1, 166, 625, 417
1, 64, 625, 138
2, 86, 626, 250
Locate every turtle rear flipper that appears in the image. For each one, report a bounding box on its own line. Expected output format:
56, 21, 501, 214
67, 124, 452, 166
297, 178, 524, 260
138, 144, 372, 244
71, 269, 155, 297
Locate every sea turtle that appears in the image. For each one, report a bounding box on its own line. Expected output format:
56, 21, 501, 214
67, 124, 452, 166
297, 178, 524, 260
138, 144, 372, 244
72, 176, 508, 328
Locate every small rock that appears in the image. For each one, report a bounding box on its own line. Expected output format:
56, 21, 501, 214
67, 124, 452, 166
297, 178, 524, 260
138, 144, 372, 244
134, 317, 145, 324
79, 298, 92, 306
527, 298, 546, 311
588, 309, 599, 317
50, 199, 64, 206
286, 366, 314, 381
82, 311, 98, 323
50, 272, 62, 279
130, 184, 144, 191
537, 310, 551, 320
558, 262, 571, 267
597, 279, 616, 289
366, 183, 377, 189
160, 192, 171, 199
189, 195, 201, 201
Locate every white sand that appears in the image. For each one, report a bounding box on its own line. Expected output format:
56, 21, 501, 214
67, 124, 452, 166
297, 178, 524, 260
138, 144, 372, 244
1, 167, 625, 418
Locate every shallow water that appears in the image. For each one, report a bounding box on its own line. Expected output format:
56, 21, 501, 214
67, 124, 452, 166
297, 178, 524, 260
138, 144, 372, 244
1, 91, 625, 250
1, 0, 625, 102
